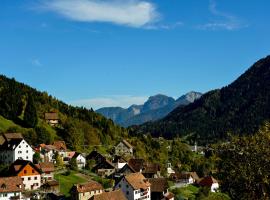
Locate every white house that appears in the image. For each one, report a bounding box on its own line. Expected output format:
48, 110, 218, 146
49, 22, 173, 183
0, 176, 24, 200
72, 152, 86, 169
199, 176, 219, 192
115, 173, 151, 200
9, 160, 41, 190
115, 139, 133, 156
0, 133, 34, 164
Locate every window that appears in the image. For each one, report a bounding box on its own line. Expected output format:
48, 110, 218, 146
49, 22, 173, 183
126, 191, 129, 195
126, 185, 129, 188
34, 177, 37, 180
21, 178, 24, 181
24, 170, 27, 174
32, 170, 34, 173
26, 156, 29, 159
26, 150, 28, 153
19, 146, 21, 148
28, 177, 31, 180
26, 145, 28, 147
119, 184, 121, 187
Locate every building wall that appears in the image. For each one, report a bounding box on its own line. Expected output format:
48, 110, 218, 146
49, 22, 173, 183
211, 183, 219, 192
21, 175, 41, 190
77, 189, 103, 200
115, 142, 133, 156
14, 140, 34, 162
0, 192, 22, 200
76, 155, 86, 169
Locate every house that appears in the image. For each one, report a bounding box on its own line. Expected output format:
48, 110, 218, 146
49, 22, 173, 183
142, 163, 161, 178
45, 112, 59, 126
115, 173, 151, 200
92, 159, 116, 177
41, 180, 59, 194
36, 162, 55, 184
115, 140, 133, 156
170, 172, 199, 185
72, 152, 86, 169
70, 181, 104, 200
0, 176, 24, 200
39, 144, 58, 163
0, 133, 34, 164
163, 192, 175, 200
199, 176, 219, 192
114, 164, 136, 179
166, 163, 175, 177
89, 189, 127, 200
112, 155, 127, 170
9, 159, 41, 190
128, 159, 145, 172
148, 178, 170, 200
87, 150, 106, 164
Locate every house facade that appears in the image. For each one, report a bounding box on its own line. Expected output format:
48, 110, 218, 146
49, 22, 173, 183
73, 152, 86, 169
9, 160, 41, 190
36, 162, 55, 184
44, 112, 59, 126
0, 176, 24, 200
115, 140, 133, 156
93, 160, 115, 177
199, 176, 219, 192
70, 181, 104, 200
115, 173, 151, 200
0, 133, 34, 164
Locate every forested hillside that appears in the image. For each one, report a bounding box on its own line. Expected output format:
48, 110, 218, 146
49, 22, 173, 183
133, 56, 270, 144
0, 75, 127, 150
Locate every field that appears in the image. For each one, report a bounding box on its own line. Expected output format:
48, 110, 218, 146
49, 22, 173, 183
54, 171, 89, 196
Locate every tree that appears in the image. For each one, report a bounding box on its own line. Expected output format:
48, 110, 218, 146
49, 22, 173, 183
35, 126, 52, 144
216, 122, 270, 199
24, 95, 38, 128
33, 152, 41, 164
69, 158, 78, 171
55, 152, 64, 168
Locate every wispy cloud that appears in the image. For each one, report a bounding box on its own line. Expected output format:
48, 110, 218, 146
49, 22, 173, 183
31, 58, 42, 67
39, 0, 160, 28
198, 0, 248, 31
145, 21, 183, 30
70, 95, 148, 110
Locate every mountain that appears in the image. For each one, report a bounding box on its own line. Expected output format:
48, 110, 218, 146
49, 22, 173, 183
133, 56, 270, 144
96, 92, 202, 127
0, 75, 127, 150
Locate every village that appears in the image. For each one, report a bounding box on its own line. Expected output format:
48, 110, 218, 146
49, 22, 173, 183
0, 113, 220, 200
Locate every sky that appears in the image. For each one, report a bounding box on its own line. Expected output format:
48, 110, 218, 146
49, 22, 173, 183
1, 0, 270, 109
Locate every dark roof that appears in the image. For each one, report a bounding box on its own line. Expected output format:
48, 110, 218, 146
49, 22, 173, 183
128, 159, 145, 172
45, 112, 59, 120
0, 176, 24, 193
112, 155, 127, 163
143, 163, 160, 174
9, 160, 41, 175
90, 190, 127, 200
3, 133, 23, 141
87, 151, 106, 162
72, 152, 84, 159
0, 138, 23, 150
148, 178, 168, 192
199, 176, 218, 187
118, 164, 136, 174
93, 159, 115, 171
170, 172, 199, 181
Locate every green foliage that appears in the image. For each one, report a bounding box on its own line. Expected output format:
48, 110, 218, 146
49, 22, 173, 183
55, 152, 64, 167
216, 122, 270, 199
35, 126, 53, 144
69, 158, 78, 171
33, 152, 41, 164
92, 176, 114, 189
135, 56, 270, 144
23, 95, 38, 128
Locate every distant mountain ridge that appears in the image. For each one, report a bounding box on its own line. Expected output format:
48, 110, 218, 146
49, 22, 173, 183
133, 55, 270, 144
96, 91, 202, 127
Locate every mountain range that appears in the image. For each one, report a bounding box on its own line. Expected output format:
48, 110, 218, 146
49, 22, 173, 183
133, 55, 270, 144
96, 92, 202, 127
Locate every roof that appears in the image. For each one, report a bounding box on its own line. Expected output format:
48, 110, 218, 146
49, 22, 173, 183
121, 139, 133, 149
118, 164, 136, 174
73, 181, 103, 193
44, 180, 59, 187
128, 159, 145, 172
67, 151, 76, 158
143, 163, 160, 174
199, 176, 218, 187
0, 138, 23, 150
93, 159, 115, 170
170, 172, 199, 181
124, 173, 151, 190
44, 112, 59, 120
164, 192, 175, 199
53, 141, 67, 151
112, 155, 127, 163
44, 145, 57, 151
90, 190, 127, 200
148, 178, 168, 192
73, 152, 84, 159
3, 133, 23, 141
36, 162, 55, 173
9, 160, 41, 175
0, 176, 24, 193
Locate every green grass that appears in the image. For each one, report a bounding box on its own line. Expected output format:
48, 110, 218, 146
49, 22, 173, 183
54, 171, 89, 196
0, 115, 17, 132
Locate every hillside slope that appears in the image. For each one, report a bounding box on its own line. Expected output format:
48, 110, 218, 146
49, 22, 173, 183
97, 92, 202, 127
134, 56, 270, 144
0, 75, 127, 150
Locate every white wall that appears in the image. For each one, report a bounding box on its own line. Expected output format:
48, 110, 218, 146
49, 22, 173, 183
211, 183, 219, 192
0, 192, 22, 200
15, 140, 34, 162
21, 175, 41, 190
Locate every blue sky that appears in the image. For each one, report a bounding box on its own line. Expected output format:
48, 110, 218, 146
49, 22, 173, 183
1, 0, 270, 109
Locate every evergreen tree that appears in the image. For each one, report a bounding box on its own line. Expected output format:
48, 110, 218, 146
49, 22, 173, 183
24, 95, 38, 128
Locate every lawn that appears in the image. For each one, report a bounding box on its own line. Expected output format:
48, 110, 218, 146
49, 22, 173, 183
54, 171, 89, 196
0, 115, 17, 132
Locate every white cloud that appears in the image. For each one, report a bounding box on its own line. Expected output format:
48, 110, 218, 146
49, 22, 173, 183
70, 95, 148, 110
40, 0, 160, 28
31, 59, 42, 67
198, 0, 248, 31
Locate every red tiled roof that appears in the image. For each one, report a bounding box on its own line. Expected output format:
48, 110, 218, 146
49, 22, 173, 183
53, 141, 67, 151
90, 190, 127, 200
128, 159, 145, 172
125, 173, 151, 190
0, 176, 24, 193
199, 176, 218, 187
148, 178, 168, 192
37, 162, 55, 173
